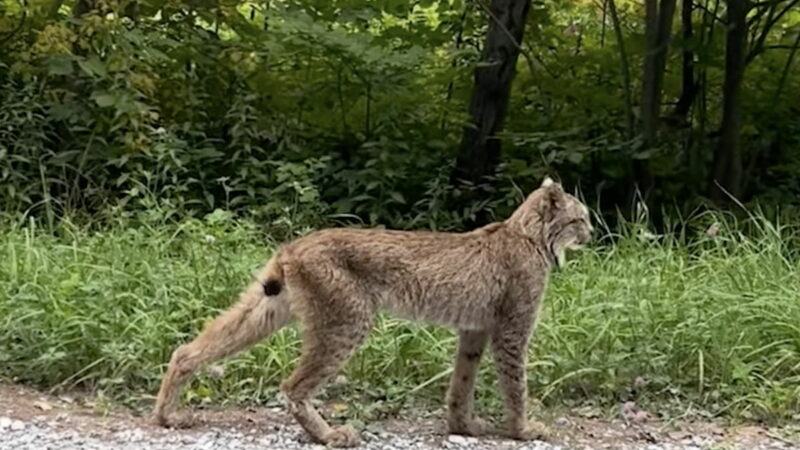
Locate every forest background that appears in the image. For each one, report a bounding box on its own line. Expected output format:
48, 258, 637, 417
2, 0, 800, 425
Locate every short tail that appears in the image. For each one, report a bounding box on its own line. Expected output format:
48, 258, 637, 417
154, 251, 293, 418
260, 251, 285, 297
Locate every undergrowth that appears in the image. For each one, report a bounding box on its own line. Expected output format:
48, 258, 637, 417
1, 210, 799, 423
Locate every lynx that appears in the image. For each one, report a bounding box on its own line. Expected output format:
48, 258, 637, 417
153, 177, 593, 447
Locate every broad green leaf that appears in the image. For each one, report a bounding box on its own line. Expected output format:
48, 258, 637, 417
44, 56, 73, 75
78, 56, 108, 78
92, 92, 116, 108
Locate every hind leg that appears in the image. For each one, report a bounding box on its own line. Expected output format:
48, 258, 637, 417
447, 330, 489, 436
280, 312, 372, 447
154, 280, 290, 427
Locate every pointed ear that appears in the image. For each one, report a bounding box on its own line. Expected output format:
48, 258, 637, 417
541, 175, 564, 190
542, 179, 566, 213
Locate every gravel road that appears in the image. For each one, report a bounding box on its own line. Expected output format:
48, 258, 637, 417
2, 413, 798, 450
1, 384, 798, 450
0, 415, 562, 450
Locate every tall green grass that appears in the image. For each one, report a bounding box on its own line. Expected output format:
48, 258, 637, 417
1, 212, 799, 421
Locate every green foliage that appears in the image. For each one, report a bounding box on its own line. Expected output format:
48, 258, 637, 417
1, 0, 799, 227
0, 0, 466, 230
1, 212, 800, 421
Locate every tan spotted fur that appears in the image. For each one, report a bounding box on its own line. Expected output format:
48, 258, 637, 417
153, 177, 592, 447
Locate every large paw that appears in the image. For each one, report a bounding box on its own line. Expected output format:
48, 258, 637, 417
153, 411, 196, 429
448, 414, 491, 436
324, 424, 361, 448
505, 420, 551, 441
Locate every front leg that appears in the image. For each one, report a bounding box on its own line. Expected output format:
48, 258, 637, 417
491, 314, 550, 441
447, 330, 489, 436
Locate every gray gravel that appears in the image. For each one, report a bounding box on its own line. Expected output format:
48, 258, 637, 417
3, 414, 796, 450
0, 415, 562, 450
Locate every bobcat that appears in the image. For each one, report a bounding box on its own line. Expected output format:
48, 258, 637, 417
153, 177, 593, 447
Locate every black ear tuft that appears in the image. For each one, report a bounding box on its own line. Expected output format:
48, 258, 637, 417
263, 279, 282, 296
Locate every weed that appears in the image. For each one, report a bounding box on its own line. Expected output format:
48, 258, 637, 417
0, 211, 798, 421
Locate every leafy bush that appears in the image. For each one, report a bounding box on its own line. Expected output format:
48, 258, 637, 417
2, 0, 799, 231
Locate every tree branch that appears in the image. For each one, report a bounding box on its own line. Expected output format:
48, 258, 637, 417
746, 0, 800, 64
693, 2, 726, 22
773, 30, 800, 102
764, 44, 800, 50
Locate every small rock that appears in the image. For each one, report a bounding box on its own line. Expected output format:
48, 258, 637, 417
447, 434, 471, 445
0, 417, 11, 429
667, 430, 691, 441
33, 400, 53, 412
10, 419, 26, 431
554, 416, 569, 427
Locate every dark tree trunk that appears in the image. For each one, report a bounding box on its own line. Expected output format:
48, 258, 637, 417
640, 0, 660, 146
673, 0, 697, 118
608, 0, 634, 139
709, 0, 747, 203
697, 0, 720, 138
451, 0, 531, 186
636, 0, 677, 198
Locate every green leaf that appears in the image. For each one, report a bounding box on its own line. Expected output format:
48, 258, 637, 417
91, 91, 116, 108
44, 55, 74, 75
566, 152, 584, 164
389, 192, 405, 204
78, 56, 108, 78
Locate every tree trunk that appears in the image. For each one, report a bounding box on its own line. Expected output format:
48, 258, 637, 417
697, 0, 720, 138
709, 0, 747, 203
608, 0, 634, 139
450, 0, 531, 186
640, 0, 660, 147
673, 0, 697, 118
636, 0, 677, 197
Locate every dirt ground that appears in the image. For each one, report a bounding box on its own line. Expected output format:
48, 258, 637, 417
0, 383, 798, 449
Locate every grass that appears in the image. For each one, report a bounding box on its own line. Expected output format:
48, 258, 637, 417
1, 210, 800, 423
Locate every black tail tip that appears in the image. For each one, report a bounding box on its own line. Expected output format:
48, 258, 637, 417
263, 279, 282, 296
